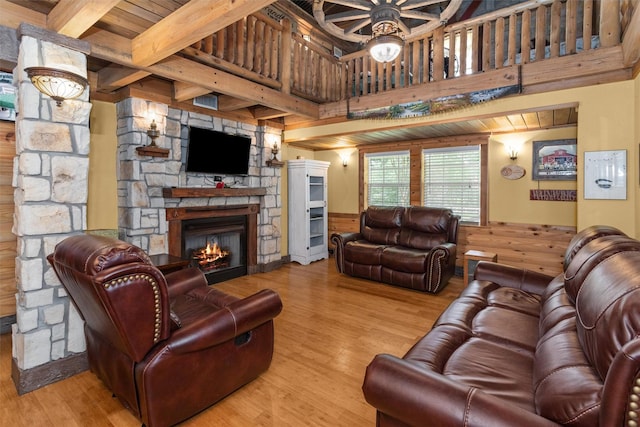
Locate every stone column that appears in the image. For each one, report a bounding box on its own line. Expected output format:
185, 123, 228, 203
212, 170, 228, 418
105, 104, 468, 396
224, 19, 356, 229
258, 125, 283, 267
11, 26, 91, 394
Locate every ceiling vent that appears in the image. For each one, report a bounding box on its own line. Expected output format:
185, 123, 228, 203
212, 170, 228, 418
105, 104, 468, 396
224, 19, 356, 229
193, 94, 218, 110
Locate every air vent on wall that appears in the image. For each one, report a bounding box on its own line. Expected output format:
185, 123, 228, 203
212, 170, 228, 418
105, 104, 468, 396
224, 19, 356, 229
193, 94, 218, 110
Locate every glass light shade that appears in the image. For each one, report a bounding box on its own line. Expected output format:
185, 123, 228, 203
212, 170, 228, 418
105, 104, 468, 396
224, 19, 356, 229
367, 34, 403, 63
24, 67, 88, 106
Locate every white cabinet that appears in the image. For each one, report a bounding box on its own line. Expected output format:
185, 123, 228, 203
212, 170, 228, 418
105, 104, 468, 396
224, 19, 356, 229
288, 159, 329, 265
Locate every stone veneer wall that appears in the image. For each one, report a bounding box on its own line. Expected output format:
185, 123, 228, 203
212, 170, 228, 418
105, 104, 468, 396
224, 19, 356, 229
116, 98, 283, 265
12, 33, 91, 379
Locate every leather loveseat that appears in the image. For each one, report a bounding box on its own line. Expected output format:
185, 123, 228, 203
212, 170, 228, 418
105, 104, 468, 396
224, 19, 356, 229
48, 234, 283, 427
362, 225, 640, 426
331, 206, 459, 293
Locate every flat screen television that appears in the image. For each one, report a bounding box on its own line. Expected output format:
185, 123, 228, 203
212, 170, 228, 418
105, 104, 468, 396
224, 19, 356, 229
185, 127, 251, 175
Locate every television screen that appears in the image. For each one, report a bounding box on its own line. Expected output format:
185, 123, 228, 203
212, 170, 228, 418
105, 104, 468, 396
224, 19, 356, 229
186, 127, 251, 175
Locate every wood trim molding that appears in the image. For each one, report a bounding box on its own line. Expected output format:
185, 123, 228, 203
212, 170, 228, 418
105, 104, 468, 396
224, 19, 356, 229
162, 187, 267, 198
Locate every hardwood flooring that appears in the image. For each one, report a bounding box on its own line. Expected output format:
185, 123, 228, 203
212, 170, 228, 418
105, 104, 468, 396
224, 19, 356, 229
0, 259, 464, 426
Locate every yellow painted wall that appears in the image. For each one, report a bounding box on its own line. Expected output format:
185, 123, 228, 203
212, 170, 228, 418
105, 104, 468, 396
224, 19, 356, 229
314, 149, 359, 214
87, 101, 118, 231
490, 127, 577, 226
286, 78, 640, 238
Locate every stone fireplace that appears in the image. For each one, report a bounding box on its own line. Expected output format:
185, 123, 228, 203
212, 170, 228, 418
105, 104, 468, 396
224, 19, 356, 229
166, 203, 260, 284
116, 98, 284, 274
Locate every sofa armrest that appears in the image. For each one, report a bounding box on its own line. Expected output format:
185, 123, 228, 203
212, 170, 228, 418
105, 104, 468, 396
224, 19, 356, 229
166, 289, 283, 354
474, 261, 554, 295
331, 232, 362, 273
363, 354, 559, 427
164, 267, 208, 299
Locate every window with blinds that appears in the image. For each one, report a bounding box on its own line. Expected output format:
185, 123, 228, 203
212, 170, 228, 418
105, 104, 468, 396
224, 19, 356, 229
423, 146, 480, 224
365, 151, 411, 207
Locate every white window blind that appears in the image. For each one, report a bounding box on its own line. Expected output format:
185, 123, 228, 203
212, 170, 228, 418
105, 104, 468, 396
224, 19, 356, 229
365, 151, 410, 207
423, 146, 480, 224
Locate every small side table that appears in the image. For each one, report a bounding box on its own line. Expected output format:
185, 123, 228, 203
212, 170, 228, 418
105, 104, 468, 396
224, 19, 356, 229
149, 254, 190, 274
463, 250, 498, 286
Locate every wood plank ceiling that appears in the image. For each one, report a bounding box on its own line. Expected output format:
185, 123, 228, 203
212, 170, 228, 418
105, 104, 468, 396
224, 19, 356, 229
285, 105, 578, 150
2, 0, 579, 150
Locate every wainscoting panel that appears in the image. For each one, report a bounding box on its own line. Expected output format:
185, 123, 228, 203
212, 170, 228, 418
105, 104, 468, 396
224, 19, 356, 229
328, 213, 576, 278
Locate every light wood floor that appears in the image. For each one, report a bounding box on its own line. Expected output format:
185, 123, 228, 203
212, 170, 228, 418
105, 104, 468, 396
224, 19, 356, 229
0, 259, 464, 426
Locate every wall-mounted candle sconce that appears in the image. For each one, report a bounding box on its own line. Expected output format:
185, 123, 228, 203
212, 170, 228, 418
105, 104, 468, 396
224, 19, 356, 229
147, 119, 160, 146
508, 146, 518, 160
341, 155, 348, 167
136, 116, 169, 158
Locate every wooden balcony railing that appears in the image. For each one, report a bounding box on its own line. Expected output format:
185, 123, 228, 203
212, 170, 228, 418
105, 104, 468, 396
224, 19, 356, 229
187, 0, 622, 108
342, 0, 619, 99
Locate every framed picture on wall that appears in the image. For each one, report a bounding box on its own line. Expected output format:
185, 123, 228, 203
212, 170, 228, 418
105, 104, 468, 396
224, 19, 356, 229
584, 150, 627, 200
532, 139, 577, 180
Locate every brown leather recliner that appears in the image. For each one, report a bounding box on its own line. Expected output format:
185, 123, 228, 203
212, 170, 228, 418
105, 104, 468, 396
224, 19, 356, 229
47, 234, 283, 427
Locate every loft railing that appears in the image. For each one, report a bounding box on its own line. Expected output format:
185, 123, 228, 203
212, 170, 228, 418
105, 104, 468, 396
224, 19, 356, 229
187, 0, 621, 107
342, 0, 619, 98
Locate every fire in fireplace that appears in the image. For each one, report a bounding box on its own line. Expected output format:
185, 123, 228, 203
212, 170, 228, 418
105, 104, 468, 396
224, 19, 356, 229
182, 215, 247, 284
192, 241, 231, 271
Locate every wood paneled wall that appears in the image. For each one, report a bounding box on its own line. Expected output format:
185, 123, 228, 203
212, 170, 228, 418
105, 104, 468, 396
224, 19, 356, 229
0, 120, 16, 317
329, 212, 575, 278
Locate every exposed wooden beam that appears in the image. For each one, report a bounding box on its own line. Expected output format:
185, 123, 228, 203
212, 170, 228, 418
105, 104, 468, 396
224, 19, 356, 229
217, 95, 256, 111
84, 29, 319, 118
173, 82, 211, 102
47, 0, 121, 38
251, 106, 292, 120
97, 64, 151, 92
131, 0, 277, 67
0, 0, 46, 29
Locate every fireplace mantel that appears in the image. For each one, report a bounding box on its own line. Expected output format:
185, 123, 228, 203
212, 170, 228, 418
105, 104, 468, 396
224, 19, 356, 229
162, 187, 267, 198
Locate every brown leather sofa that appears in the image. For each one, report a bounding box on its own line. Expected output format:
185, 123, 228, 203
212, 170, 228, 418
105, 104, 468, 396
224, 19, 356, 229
362, 225, 640, 426
331, 206, 459, 293
48, 234, 283, 427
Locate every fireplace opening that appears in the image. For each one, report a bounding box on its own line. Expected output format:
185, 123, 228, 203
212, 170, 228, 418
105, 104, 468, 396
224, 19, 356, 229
182, 215, 247, 284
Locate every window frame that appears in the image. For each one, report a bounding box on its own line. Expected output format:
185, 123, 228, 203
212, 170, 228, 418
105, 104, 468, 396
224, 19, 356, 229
363, 150, 411, 209
358, 136, 488, 225
422, 145, 482, 225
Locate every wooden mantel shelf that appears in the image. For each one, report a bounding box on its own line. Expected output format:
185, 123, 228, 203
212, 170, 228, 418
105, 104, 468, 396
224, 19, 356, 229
162, 187, 267, 198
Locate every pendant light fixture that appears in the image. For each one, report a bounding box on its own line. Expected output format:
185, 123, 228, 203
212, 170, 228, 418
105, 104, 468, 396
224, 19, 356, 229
367, 5, 404, 63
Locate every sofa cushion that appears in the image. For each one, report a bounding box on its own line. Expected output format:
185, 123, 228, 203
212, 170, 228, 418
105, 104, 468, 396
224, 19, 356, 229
344, 240, 386, 265
361, 206, 403, 245
398, 207, 452, 249
533, 325, 602, 425
564, 235, 640, 303
562, 225, 626, 270
405, 327, 536, 413
435, 282, 541, 351
380, 246, 429, 273
575, 251, 640, 380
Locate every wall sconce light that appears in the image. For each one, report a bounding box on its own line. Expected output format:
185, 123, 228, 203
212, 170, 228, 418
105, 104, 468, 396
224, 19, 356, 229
24, 67, 88, 107
508, 147, 518, 161
341, 155, 348, 167
147, 119, 160, 146
271, 142, 279, 161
